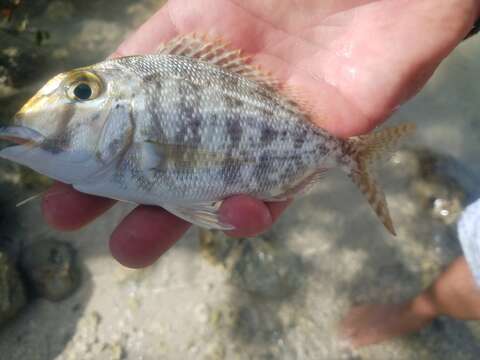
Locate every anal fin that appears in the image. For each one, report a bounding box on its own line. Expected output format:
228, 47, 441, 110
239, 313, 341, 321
163, 201, 234, 231
268, 168, 328, 201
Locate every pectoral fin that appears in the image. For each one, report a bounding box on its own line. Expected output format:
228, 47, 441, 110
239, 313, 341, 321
96, 102, 133, 165
163, 201, 234, 231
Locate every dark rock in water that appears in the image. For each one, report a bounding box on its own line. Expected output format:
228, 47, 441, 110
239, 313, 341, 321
0, 45, 49, 122
199, 229, 237, 265
392, 147, 480, 225
230, 238, 304, 299
0, 235, 22, 263
18, 166, 52, 190
0, 250, 27, 327
46, 0, 75, 22
232, 304, 283, 344
386, 147, 480, 268
200, 230, 304, 299
0, 47, 47, 88
0, 154, 51, 191
20, 239, 80, 301
4, 0, 51, 17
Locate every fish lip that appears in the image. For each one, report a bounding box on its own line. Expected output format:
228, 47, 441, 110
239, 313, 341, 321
0, 126, 45, 145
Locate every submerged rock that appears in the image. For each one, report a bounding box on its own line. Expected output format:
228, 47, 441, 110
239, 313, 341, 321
230, 238, 304, 299
0, 251, 26, 327
0, 46, 48, 88
200, 230, 304, 299
232, 304, 283, 344
391, 147, 480, 225
46, 0, 75, 22
199, 229, 237, 266
20, 239, 80, 301
0, 235, 22, 263
385, 146, 479, 281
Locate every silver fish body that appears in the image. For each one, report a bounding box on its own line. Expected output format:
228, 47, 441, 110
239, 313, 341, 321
0, 35, 414, 233
92, 55, 337, 202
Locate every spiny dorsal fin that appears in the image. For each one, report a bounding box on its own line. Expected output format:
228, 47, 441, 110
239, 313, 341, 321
155, 33, 282, 91
345, 123, 416, 236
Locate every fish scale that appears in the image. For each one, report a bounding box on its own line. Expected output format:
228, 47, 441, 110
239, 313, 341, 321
0, 34, 414, 235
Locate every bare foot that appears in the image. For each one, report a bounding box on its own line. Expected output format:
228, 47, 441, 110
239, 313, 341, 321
339, 257, 480, 348
339, 300, 436, 348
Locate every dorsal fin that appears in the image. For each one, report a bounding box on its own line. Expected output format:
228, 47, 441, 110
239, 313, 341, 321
155, 33, 282, 91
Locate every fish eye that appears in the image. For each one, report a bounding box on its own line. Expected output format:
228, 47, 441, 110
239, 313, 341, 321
73, 83, 92, 100
66, 70, 103, 102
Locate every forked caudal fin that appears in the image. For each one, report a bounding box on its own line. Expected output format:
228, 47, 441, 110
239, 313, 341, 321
344, 124, 416, 236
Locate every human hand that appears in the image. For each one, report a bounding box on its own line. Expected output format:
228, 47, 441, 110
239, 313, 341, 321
42, 0, 479, 268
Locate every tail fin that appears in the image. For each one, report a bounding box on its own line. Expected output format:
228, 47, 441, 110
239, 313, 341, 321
344, 124, 416, 236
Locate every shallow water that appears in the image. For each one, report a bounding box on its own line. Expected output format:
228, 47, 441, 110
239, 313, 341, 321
0, 1, 480, 359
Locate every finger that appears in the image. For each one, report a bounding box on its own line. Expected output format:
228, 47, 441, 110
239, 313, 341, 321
42, 182, 115, 231
220, 195, 290, 238
110, 205, 191, 268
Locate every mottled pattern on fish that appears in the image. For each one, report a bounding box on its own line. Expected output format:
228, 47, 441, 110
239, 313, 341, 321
0, 34, 415, 235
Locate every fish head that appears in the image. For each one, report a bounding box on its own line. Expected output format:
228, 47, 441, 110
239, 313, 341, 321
0, 63, 134, 184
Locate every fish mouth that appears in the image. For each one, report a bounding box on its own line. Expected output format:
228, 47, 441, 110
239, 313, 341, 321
0, 126, 45, 146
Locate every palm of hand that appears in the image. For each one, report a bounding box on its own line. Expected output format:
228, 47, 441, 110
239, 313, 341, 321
43, 0, 478, 268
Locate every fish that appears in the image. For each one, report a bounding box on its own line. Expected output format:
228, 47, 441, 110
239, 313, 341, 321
0, 34, 414, 235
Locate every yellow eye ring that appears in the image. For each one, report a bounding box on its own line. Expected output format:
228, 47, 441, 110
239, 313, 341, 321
65, 70, 103, 101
